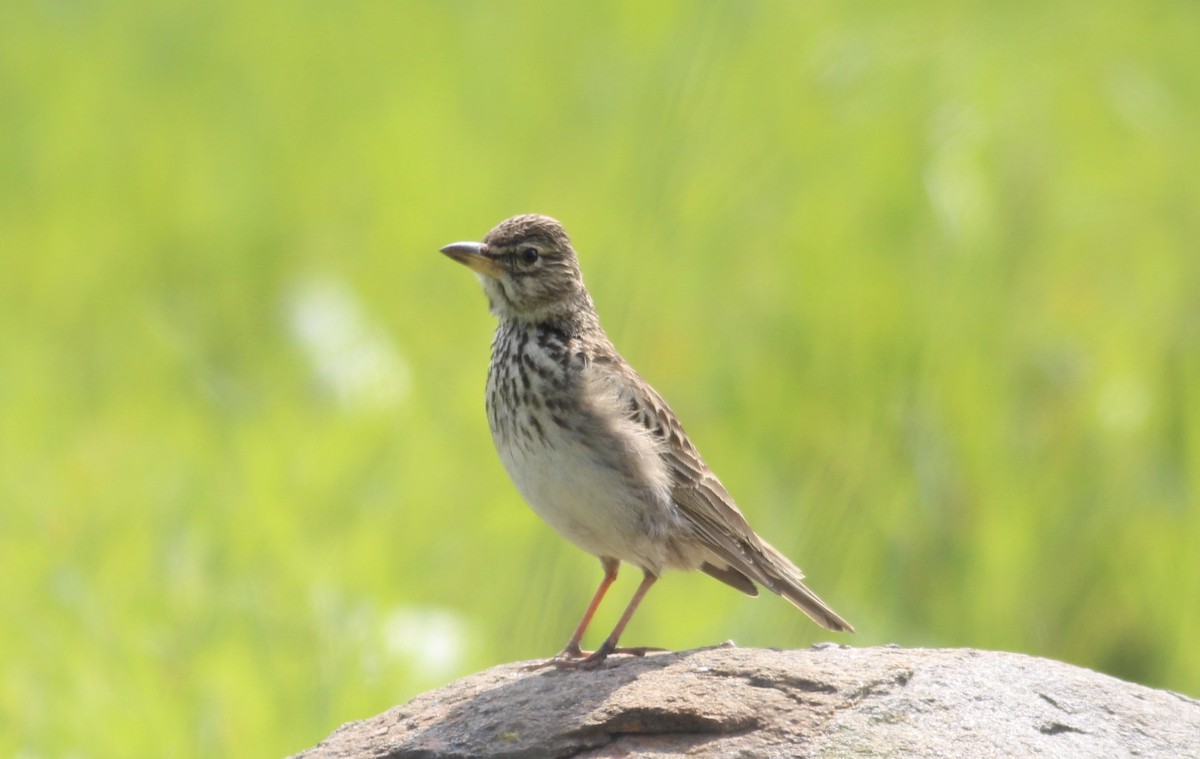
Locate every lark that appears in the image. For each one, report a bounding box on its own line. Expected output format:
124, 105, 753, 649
441, 214, 853, 669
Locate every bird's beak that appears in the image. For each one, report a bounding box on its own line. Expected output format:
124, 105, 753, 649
440, 241, 505, 279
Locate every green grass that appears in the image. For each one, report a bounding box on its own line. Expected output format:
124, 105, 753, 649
2, 1, 1197, 756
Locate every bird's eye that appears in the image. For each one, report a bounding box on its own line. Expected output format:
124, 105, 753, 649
519, 247, 539, 265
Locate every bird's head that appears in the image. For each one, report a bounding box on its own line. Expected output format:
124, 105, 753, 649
441, 214, 593, 325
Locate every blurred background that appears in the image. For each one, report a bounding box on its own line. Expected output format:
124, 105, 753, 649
2, 1, 1197, 755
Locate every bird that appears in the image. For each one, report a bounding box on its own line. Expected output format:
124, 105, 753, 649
440, 214, 853, 669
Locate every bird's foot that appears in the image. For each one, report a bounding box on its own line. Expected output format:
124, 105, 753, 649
521, 642, 586, 671
530, 640, 667, 671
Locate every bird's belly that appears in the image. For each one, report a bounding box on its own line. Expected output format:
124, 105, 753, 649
493, 423, 671, 570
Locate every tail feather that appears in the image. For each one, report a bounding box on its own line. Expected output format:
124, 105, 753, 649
756, 541, 855, 633
700, 561, 759, 597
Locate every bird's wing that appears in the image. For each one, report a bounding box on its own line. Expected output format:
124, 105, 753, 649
593, 352, 854, 633
590, 353, 769, 570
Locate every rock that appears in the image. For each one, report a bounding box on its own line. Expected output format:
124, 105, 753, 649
293, 645, 1200, 758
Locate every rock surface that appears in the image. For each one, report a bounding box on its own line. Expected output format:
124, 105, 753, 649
294, 645, 1200, 758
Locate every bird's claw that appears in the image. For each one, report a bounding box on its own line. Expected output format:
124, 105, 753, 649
527, 643, 667, 671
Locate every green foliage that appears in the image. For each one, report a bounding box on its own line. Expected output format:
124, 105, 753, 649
2, 1, 1197, 755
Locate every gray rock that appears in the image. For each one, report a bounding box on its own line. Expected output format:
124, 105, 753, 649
293, 646, 1200, 758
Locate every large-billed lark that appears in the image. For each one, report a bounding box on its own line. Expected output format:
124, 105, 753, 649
441, 214, 853, 669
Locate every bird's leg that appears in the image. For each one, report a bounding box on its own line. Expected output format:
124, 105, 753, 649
554, 557, 619, 661
579, 570, 662, 670
531, 564, 665, 670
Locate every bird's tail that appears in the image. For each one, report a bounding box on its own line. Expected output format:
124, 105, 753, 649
756, 540, 855, 633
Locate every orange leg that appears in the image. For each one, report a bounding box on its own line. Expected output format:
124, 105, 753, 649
539, 562, 664, 670
579, 570, 660, 669
559, 557, 620, 658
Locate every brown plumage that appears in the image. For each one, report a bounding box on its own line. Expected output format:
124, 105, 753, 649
442, 214, 853, 668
